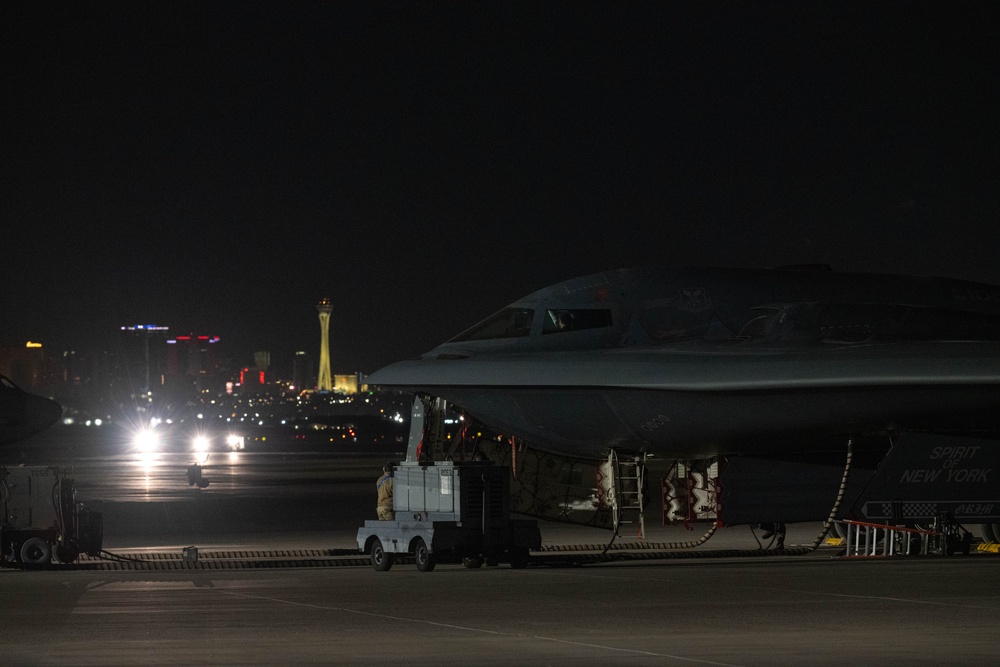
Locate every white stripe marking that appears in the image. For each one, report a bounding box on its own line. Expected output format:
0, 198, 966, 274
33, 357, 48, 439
217, 589, 745, 666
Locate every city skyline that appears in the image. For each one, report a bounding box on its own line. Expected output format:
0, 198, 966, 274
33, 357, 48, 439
0, 316, 365, 399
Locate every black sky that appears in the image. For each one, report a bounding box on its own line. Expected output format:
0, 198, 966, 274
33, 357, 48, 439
3, 2, 999, 373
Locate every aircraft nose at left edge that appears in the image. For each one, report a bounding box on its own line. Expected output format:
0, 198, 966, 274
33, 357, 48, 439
25, 392, 64, 434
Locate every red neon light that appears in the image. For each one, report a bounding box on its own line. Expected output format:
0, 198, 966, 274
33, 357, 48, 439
259, 371, 265, 384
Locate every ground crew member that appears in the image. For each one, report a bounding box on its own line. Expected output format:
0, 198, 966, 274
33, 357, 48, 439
377, 461, 396, 520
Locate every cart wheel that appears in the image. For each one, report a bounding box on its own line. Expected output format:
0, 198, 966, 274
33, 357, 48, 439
20, 538, 52, 566
413, 537, 435, 572
371, 538, 393, 572
55, 543, 80, 564
462, 556, 484, 569
509, 547, 530, 569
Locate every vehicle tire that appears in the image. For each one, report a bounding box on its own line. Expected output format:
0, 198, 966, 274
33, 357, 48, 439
462, 556, 484, 569
413, 537, 435, 572
54, 543, 80, 564
371, 538, 393, 572
509, 547, 530, 569
20, 538, 52, 566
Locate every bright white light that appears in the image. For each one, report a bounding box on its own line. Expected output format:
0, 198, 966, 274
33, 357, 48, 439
134, 429, 160, 452
62, 417, 75, 425
94, 419, 103, 426
194, 449, 209, 464
226, 434, 244, 450
228, 451, 239, 463
192, 435, 210, 450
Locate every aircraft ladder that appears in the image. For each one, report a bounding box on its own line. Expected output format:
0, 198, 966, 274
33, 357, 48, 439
609, 450, 647, 539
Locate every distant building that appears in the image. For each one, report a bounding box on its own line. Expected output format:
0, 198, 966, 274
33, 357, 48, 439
117, 325, 172, 394
333, 373, 360, 395
254, 351, 271, 371
239, 366, 266, 388
0, 341, 56, 391
165, 333, 224, 394
292, 351, 314, 392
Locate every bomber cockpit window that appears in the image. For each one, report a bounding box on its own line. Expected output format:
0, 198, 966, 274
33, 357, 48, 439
542, 309, 613, 335
448, 308, 535, 342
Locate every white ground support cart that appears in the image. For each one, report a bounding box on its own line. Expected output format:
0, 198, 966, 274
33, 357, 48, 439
357, 461, 541, 572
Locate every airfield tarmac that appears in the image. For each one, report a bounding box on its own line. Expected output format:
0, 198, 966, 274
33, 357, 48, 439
2, 429, 998, 666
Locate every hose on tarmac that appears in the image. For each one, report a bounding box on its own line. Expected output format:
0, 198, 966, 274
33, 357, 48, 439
809, 437, 854, 552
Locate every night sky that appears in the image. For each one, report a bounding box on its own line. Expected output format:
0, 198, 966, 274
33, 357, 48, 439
4, 2, 999, 375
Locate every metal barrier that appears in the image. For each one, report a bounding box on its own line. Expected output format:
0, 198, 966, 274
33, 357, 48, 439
840, 519, 936, 557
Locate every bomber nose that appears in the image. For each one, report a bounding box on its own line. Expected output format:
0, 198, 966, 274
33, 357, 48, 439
25, 393, 63, 433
